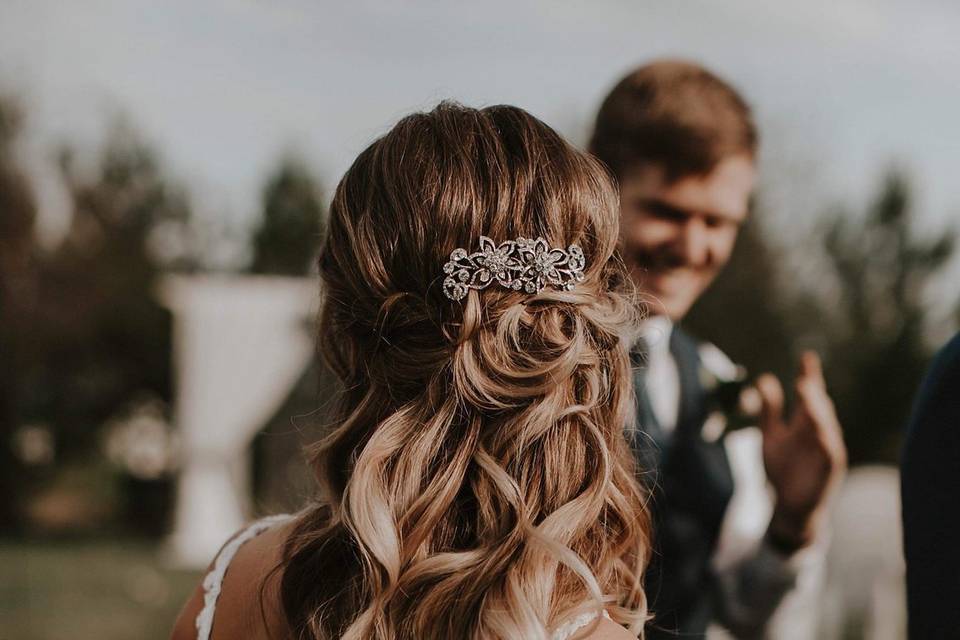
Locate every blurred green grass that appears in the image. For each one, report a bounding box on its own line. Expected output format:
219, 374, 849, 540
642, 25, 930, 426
1, 538, 202, 640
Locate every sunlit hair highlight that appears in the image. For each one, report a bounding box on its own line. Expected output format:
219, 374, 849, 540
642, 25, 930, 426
280, 102, 650, 639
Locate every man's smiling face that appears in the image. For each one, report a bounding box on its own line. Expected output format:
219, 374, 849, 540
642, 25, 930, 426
619, 154, 756, 321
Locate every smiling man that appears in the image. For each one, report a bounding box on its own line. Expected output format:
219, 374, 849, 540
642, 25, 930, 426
590, 61, 847, 639
618, 154, 755, 320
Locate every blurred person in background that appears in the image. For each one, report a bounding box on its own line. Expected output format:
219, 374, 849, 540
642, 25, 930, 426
901, 331, 960, 639
172, 103, 654, 640
589, 61, 848, 639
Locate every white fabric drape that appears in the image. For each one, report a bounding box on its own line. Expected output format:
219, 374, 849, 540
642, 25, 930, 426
159, 275, 317, 567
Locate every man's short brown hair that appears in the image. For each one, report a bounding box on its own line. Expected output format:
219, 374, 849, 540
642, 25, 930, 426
589, 60, 757, 183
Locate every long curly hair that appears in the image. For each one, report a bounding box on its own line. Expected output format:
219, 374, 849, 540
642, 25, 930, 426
279, 102, 650, 639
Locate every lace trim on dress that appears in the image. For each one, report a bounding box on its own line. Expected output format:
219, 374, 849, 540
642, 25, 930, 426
552, 609, 611, 640
195, 514, 293, 640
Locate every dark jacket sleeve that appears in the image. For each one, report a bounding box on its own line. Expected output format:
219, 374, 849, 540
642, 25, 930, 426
901, 332, 960, 639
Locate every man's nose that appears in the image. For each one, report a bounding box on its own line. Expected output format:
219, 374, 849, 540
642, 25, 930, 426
678, 217, 711, 266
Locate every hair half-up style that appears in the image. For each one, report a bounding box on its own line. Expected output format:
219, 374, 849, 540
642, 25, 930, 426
280, 103, 651, 639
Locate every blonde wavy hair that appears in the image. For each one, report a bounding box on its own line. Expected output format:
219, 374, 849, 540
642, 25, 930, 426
279, 103, 650, 639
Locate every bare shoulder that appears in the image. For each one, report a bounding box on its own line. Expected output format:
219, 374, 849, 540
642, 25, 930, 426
169, 517, 298, 640
171, 579, 205, 640
582, 617, 639, 640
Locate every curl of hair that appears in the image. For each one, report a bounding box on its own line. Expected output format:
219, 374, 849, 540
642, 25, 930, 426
280, 102, 651, 640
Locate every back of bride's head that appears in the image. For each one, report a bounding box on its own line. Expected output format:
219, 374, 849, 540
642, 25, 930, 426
282, 103, 649, 639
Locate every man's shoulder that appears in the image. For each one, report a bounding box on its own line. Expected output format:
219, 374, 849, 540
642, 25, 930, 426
911, 333, 960, 417
930, 332, 960, 382
904, 332, 960, 447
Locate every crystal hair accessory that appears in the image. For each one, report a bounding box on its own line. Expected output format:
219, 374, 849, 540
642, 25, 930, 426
442, 235, 586, 301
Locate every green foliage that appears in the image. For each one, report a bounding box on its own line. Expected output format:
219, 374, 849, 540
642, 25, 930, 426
249, 157, 324, 276
0, 95, 38, 530
245, 158, 327, 510
0, 108, 195, 531
820, 172, 955, 463
27, 129, 190, 455
687, 170, 956, 464
0, 100, 331, 532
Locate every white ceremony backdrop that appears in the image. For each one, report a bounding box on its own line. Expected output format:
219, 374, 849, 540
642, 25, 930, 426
158, 275, 317, 566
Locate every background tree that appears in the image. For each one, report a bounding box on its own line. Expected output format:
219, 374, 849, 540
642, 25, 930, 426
247, 156, 329, 512
28, 127, 192, 459
819, 170, 955, 463
0, 95, 39, 531
249, 157, 324, 276
687, 171, 956, 464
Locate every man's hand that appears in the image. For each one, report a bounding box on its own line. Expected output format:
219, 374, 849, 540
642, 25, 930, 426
756, 351, 847, 552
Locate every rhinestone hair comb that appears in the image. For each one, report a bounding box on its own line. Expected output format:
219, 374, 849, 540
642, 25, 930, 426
442, 235, 586, 301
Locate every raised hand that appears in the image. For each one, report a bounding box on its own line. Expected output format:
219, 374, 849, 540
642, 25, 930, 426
755, 351, 848, 551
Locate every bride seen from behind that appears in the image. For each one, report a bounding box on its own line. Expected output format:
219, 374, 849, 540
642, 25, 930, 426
172, 102, 651, 640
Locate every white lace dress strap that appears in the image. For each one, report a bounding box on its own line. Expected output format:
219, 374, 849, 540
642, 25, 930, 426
195, 514, 293, 640
552, 609, 611, 640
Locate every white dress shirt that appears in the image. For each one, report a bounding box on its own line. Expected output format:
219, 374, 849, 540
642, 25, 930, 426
640, 315, 679, 433
638, 318, 826, 639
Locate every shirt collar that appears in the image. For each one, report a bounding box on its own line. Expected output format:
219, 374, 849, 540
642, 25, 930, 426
640, 315, 674, 354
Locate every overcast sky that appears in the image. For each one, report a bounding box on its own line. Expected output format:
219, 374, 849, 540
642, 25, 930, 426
2, 0, 958, 245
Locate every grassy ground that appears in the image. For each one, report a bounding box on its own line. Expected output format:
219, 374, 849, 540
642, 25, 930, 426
1, 538, 202, 640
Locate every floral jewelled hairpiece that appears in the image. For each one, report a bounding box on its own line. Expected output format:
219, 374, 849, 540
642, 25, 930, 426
442, 235, 586, 301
